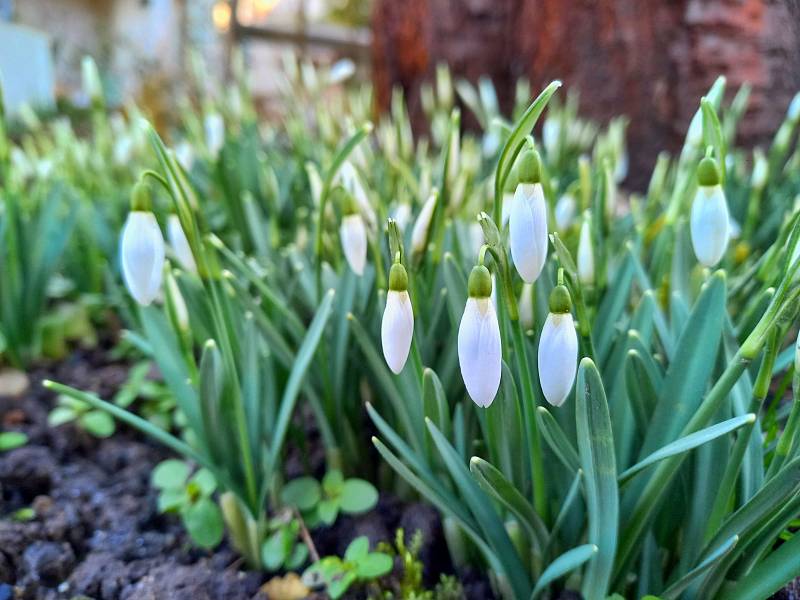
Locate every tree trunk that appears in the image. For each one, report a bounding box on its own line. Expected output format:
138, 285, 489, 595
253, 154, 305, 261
372, 0, 800, 188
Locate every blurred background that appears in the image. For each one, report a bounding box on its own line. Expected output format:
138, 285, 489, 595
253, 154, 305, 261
1, 0, 799, 188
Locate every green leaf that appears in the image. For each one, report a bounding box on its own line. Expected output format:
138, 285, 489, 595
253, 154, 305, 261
48, 406, 77, 427
536, 406, 580, 473
281, 477, 321, 512
328, 570, 357, 599
286, 542, 309, 570
576, 358, 618, 600
494, 80, 562, 211
190, 468, 217, 496
79, 410, 115, 437
323, 469, 345, 497
268, 289, 335, 472
318, 498, 339, 525
661, 535, 738, 600
152, 459, 191, 490
0, 431, 28, 451
157, 488, 188, 513
344, 536, 370, 561
262, 529, 289, 571
530, 544, 598, 600
340, 479, 378, 514
719, 530, 800, 600
426, 419, 532, 599
618, 414, 756, 486
639, 271, 726, 458
355, 553, 393, 579
469, 456, 548, 552
182, 497, 224, 549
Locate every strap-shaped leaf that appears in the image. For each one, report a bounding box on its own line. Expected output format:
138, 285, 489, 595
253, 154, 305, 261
537, 406, 580, 474
470, 456, 548, 553
427, 419, 532, 599
576, 358, 618, 600
661, 535, 738, 600
619, 414, 756, 486
530, 544, 598, 600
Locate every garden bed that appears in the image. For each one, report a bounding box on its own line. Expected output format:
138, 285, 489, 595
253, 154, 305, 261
0, 349, 493, 600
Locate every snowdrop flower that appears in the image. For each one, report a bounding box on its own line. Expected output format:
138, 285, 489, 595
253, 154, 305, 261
690, 157, 730, 267
382, 261, 414, 374
543, 119, 560, 158
751, 149, 768, 190
120, 182, 165, 306
577, 213, 595, 286
339, 190, 367, 276
509, 148, 548, 283
204, 112, 225, 158
167, 214, 196, 273
410, 191, 438, 256
538, 273, 578, 407
458, 265, 502, 407
175, 141, 195, 172
554, 194, 576, 231
391, 203, 412, 232
329, 59, 356, 85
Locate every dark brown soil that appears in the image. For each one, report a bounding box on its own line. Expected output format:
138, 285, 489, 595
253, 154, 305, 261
0, 349, 492, 600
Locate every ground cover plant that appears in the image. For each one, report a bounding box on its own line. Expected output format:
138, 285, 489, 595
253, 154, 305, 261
2, 54, 800, 599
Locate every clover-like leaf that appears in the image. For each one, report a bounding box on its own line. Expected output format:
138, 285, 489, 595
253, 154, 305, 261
79, 410, 115, 437
152, 459, 191, 490
339, 479, 378, 514
354, 552, 393, 579
181, 497, 224, 549
281, 477, 321, 512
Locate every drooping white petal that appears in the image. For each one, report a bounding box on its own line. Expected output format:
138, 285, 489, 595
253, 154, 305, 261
121, 211, 166, 306
690, 185, 730, 267
391, 203, 412, 232
554, 194, 576, 231
538, 312, 578, 407
410, 193, 437, 254
381, 290, 414, 374
501, 191, 514, 226
509, 183, 548, 283
167, 215, 197, 273
340, 213, 367, 275
458, 298, 502, 407
577, 219, 594, 285
339, 161, 376, 230
204, 113, 224, 157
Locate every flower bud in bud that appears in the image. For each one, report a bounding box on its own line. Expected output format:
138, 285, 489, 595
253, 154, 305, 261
382, 262, 414, 374
509, 148, 548, 283
167, 215, 197, 274
538, 276, 578, 407
577, 214, 595, 286
410, 191, 437, 255
339, 190, 367, 276
458, 265, 501, 407
204, 112, 225, 158
120, 207, 165, 306
691, 157, 730, 267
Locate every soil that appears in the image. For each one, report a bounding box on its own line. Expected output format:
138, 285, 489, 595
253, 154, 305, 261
0, 348, 493, 600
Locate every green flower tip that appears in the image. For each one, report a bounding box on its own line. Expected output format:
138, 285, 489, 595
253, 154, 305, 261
331, 186, 357, 215
697, 156, 721, 187
467, 265, 492, 298
130, 179, 152, 212
518, 148, 543, 184
388, 262, 408, 291
548, 284, 572, 313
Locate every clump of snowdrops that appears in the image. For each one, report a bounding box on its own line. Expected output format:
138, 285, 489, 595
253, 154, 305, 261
5, 51, 800, 598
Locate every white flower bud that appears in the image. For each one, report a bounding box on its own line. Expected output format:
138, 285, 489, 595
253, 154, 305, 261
382, 288, 414, 374
175, 141, 195, 171
690, 184, 730, 267
577, 216, 595, 285
204, 113, 224, 158
538, 311, 578, 407
554, 194, 576, 231
391, 203, 412, 232
410, 192, 437, 255
509, 182, 548, 283
120, 211, 165, 306
165, 270, 189, 331
167, 214, 197, 274
459, 266, 501, 407
518, 283, 535, 331
458, 297, 501, 407
340, 213, 367, 276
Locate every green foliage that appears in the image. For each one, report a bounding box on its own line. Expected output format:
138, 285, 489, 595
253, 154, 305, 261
0, 431, 27, 451
281, 470, 379, 527
303, 536, 393, 599
48, 394, 116, 438
151, 459, 224, 549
